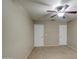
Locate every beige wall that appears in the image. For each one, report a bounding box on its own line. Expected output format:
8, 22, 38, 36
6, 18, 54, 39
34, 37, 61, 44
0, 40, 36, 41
2, 0, 34, 59
67, 20, 77, 51
44, 21, 59, 46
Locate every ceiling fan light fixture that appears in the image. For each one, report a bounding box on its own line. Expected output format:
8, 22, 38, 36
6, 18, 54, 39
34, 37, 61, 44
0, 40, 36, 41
57, 13, 65, 17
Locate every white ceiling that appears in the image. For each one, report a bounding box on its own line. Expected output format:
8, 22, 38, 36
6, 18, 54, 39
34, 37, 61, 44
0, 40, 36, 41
14, 0, 77, 22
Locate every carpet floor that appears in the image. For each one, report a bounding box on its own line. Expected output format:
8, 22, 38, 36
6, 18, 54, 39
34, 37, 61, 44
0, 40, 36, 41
27, 46, 76, 59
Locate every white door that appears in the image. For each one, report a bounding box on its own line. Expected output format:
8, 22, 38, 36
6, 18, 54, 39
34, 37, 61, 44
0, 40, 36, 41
59, 25, 67, 45
34, 24, 44, 47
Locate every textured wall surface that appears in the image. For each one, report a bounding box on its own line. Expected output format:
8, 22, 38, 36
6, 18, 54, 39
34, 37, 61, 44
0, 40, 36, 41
2, 0, 34, 59
67, 20, 77, 51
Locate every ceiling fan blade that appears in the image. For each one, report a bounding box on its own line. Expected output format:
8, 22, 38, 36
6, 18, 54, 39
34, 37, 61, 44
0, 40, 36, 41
39, 13, 53, 20
47, 10, 56, 12
64, 4, 69, 9
56, 6, 63, 11
51, 19, 55, 21
65, 11, 77, 14
51, 14, 57, 18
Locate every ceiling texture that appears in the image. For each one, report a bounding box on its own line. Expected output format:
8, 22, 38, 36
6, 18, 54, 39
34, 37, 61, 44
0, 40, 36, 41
14, 0, 77, 22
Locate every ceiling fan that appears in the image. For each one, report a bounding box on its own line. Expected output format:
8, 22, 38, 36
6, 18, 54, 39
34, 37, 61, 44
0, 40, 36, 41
47, 4, 77, 19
